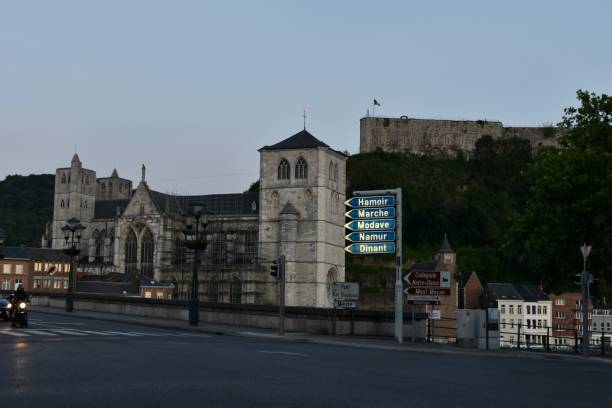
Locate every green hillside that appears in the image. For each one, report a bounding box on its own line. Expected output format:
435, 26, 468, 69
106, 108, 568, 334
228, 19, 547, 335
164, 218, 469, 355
0, 174, 55, 246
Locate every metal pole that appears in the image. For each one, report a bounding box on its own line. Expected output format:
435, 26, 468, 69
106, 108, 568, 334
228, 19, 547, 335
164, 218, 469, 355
411, 304, 415, 343
394, 188, 403, 344
189, 223, 200, 326
581, 254, 589, 356
279, 255, 286, 335
65, 253, 75, 312
517, 322, 521, 350
602, 329, 605, 356
485, 308, 489, 350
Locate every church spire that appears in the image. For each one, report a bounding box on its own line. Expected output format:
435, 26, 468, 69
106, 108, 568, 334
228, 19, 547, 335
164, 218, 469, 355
111, 168, 119, 178
141, 164, 146, 183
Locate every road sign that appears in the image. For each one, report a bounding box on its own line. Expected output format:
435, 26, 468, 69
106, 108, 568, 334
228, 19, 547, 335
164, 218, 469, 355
344, 219, 396, 232
332, 282, 359, 301
345, 195, 395, 208
345, 231, 395, 243
406, 294, 441, 303
345, 207, 396, 220
429, 310, 441, 320
404, 271, 451, 288
404, 287, 451, 296
345, 242, 396, 254
334, 299, 358, 309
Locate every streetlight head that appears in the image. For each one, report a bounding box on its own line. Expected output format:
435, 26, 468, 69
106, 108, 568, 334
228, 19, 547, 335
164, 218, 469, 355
580, 243, 592, 259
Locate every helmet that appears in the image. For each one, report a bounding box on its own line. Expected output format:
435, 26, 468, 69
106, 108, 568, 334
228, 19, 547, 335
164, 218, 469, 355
15, 283, 24, 291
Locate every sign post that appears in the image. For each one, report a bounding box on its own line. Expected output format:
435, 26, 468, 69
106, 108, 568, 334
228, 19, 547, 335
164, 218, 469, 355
348, 188, 403, 344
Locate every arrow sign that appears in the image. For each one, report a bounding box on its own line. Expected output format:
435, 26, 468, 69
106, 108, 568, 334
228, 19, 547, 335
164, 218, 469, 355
406, 294, 441, 303
345, 207, 396, 220
405, 287, 451, 296
345, 219, 396, 231
404, 271, 451, 288
345, 195, 396, 208
345, 231, 395, 243
345, 242, 396, 254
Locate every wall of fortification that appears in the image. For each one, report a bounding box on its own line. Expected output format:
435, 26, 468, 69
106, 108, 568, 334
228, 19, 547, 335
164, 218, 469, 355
360, 117, 561, 157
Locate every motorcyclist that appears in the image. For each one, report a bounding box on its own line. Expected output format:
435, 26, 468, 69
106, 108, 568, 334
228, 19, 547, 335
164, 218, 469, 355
7, 283, 29, 324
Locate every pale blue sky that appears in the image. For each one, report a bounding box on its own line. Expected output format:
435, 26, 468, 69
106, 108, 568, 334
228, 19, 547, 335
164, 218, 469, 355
1, 0, 610, 194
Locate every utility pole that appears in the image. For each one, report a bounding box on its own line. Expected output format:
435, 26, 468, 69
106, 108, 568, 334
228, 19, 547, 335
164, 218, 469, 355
580, 243, 591, 357
394, 188, 403, 344
271, 255, 286, 335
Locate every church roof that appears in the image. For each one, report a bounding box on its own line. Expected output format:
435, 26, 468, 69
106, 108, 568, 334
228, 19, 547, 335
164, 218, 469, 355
94, 199, 130, 219
409, 260, 439, 271
71, 153, 81, 164
260, 129, 329, 150
439, 234, 454, 253
24, 248, 70, 262
0, 246, 29, 260
149, 191, 259, 216
111, 168, 119, 178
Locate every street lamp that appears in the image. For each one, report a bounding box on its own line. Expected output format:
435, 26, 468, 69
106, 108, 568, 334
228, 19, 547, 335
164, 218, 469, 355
580, 243, 592, 357
62, 218, 85, 312
0, 228, 6, 260
183, 203, 208, 326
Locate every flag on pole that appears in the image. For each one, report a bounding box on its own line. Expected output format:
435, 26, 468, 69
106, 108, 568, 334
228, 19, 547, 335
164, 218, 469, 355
373, 99, 381, 106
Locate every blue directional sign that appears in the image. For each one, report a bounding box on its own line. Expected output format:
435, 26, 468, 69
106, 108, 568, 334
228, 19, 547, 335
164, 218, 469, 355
345, 242, 396, 254
345, 207, 396, 220
345, 231, 396, 243
344, 219, 396, 231
345, 195, 395, 208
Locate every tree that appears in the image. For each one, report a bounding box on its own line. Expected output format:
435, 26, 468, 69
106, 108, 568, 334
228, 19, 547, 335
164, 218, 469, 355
509, 90, 612, 295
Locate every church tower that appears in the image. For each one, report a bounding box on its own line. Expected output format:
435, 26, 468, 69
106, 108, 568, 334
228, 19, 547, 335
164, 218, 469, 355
259, 130, 347, 307
51, 154, 96, 250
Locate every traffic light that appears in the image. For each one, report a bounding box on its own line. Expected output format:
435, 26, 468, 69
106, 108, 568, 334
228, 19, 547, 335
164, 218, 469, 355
270, 259, 280, 280
574, 273, 583, 286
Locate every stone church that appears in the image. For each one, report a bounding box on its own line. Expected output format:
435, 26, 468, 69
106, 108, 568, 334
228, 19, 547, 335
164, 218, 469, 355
43, 130, 347, 307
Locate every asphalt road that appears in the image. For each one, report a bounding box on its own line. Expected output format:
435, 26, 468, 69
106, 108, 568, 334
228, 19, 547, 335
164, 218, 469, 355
0, 312, 610, 408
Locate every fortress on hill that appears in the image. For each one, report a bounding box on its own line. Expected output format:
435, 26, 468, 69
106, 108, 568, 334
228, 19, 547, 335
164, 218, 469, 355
359, 116, 562, 157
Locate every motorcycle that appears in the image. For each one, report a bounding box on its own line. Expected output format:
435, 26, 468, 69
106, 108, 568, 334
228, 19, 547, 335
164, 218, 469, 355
7, 301, 28, 328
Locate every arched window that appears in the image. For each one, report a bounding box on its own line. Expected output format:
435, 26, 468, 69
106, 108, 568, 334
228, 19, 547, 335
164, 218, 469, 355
328, 161, 334, 181
125, 228, 138, 275
333, 163, 339, 182
140, 228, 155, 278
270, 191, 279, 214
230, 277, 242, 304
278, 159, 290, 180
85, 176, 89, 185
94, 230, 105, 262
67, 199, 70, 208
295, 157, 307, 179
83, 200, 87, 209
208, 276, 219, 303
61, 174, 66, 184
244, 227, 258, 262
211, 233, 226, 265
60, 200, 65, 208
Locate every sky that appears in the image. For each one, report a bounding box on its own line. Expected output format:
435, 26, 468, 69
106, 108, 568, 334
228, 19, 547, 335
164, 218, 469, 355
1, 0, 611, 194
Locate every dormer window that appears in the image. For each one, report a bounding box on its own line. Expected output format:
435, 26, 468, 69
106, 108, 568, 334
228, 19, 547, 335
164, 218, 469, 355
278, 159, 290, 180
295, 157, 307, 179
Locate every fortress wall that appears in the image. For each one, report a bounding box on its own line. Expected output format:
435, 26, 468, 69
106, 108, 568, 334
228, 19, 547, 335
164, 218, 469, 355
360, 117, 561, 156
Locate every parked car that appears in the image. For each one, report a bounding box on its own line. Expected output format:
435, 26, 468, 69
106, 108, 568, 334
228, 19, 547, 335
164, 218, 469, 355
0, 295, 9, 321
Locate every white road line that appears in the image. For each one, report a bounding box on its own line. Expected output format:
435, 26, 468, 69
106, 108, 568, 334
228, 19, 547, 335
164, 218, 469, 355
102, 331, 143, 337
79, 330, 116, 336
51, 330, 89, 336
0, 331, 29, 337
23, 330, 58, 336
257, 350, 309, 357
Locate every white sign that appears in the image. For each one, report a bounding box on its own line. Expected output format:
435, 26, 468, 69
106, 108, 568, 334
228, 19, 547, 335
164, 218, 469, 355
334, 299, 358, 309
332, 282, 359, 301
429, 310, 441, 320
406, 294, 441, 303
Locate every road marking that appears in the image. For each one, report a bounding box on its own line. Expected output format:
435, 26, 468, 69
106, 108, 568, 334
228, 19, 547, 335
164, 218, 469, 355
79, 330, 116, 336
23, 330, 58, 336
102, 331, 143, 337
123, 331, 165, 337
0, 330, 29, 337
257, 350, 309, 357
51, 329, 89, 336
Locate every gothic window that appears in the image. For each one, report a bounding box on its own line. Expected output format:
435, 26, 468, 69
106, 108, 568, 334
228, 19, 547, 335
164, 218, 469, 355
140, 227, 155, 278
108, 232, 115, 262
333, 163, 339, 182
108, 183, 113, 194
278, 159, 290, 180
125, 228, 138, 275
251, 201, 257, 212
85, 176, 89, 185
270, 191, 279, 214
61, 174, 66, 184
244, 227, 258, 262
60, 200, 65, 208
101, 183, 106, 192
329, 161, 334, 181
68, 174, 71, 183
83, 201, 87, 209
208, 276, 219, 303
94, 230, 105, 262
295, 157, 307, 179
229, 277, 242, 304
119, 184, 123, 192
67, 199, 70, 208
140, 204, 145, 215
211, 233, 226, 265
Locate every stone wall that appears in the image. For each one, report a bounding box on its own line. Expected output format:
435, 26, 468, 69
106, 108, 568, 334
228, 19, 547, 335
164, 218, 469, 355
360, 117, 562, 157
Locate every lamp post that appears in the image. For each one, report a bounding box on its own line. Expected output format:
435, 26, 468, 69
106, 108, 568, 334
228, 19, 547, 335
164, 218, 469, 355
0, 228, 6, 260
183, 203, 208, 326
580, 243, 592, 356
62, 218, 85, 312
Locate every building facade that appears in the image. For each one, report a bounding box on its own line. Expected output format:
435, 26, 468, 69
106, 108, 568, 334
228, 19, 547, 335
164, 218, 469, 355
43, 129, 347, 307
549, 292, 591, 348
0, 246, 30, 292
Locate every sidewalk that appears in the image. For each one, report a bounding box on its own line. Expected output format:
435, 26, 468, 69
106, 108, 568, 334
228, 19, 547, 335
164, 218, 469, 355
31, 305, 607, 362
